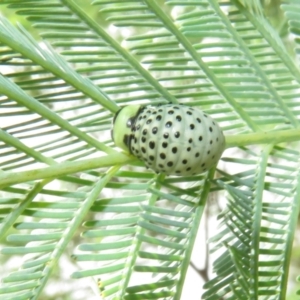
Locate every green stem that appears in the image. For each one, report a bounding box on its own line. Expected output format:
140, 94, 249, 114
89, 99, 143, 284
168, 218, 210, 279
0, 179, 52, 241
225, 129, 300, 148
0, 153, 136, 189
0, 129, 55, 166
0, 75, 115, 155
251, 145, 273, 298
145, 0, 260, 131
63, 0, 178, 104
34, 167, 118, 299
118, 174, 164, 298
0, 16, 118, 113
212, 0, 299, 128
175, 168, 215, 300
232, 0, 300, 88
280, 167, 300, 298
1, 129, 299, 189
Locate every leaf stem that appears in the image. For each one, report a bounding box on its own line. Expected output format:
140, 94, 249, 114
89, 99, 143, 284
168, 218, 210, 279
34, 167, 118, 299
251, 145, 273, 297
1, 129, 299, 189
175, 168, 215, 300
0, 16, 118, 113
0, 178, 52, 241
0, 153, 136, 189
145, 0, 260, 131
280, 166, 300, 297
62, 0, 178, 104
225, 129, 300, 148
211, 0, 299, 128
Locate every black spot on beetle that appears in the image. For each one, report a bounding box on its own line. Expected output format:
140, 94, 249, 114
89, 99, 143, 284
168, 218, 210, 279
186, 167, 191, 171
156, 115, 162, 121
182, 159, 187, 164
162, 142, 168, 148
187, 111, 192, 115
149, 155, 154, 161
166, 121, 172, 128
199, 136, 203, 141
142, 129, 147, 135
152, 127, 158, 134
146, 119, 152, 124
167, 161, 173, 167
187, 147, 191, 152
195, 152, 199, 157
149, 141, 155, 149
172, 147, 177, 154
141, 137, 146, 143
190, 124, 195, 130
163, 132, 169, 139
196, 118, 201, 123
176, 115, 182, 121
160, 153, 166, 159
189, 138, 193, 143
175, 132, 180, 138
141, 147, 146, 153
209, 127, 213, 132
168, 110, 174, 114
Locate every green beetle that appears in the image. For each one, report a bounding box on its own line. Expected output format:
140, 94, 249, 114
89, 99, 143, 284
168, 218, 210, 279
112, 104, 225, 176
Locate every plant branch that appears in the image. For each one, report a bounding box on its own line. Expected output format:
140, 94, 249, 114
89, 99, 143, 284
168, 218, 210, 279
225, 129, 300, 148
190, 261, 209, 282
33, 167, 118, 298
145, 0, 260, 131
0, 153, 136, 189
62, 0, 179, 104
175, 168, 215, 300
0, 16, 119, 113
1, 129, 299, 189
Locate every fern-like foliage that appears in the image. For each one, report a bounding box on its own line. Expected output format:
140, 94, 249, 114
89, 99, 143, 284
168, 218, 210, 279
0, 0, 300, 300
